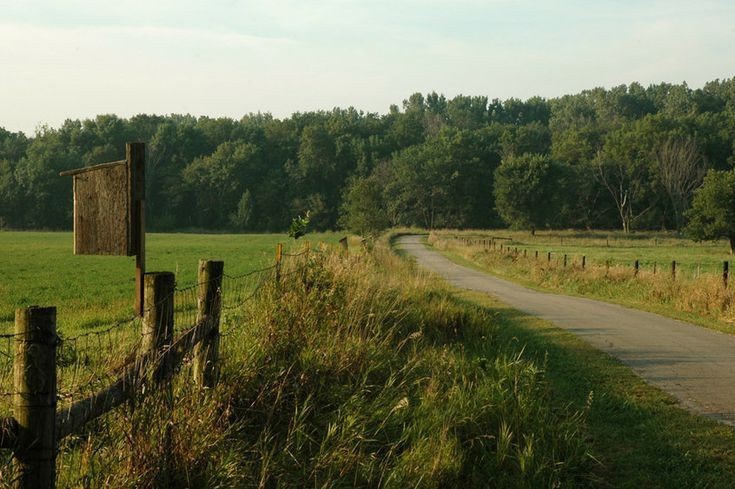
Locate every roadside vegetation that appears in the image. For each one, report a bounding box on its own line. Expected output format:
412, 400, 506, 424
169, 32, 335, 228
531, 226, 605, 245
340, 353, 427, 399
460, 290, 735, 488
429, 230, 735, 334
1, 234, 595, 487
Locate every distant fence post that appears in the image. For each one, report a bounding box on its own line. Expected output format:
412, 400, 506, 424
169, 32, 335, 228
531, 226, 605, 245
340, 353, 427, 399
193, 260, 224, 388
653, 261, 657, 275
275, 243, 283, 284
547, 252, 551, 263
563, 254, 567, 267
142, 272, 175, 382
582, 256, 586, 270
724, 261, 729, 288
671, 261, 677, 280
339, 237, 349, 255
634, 260, 639, 277
14, 306, 57, 489
535, 250, 538, 260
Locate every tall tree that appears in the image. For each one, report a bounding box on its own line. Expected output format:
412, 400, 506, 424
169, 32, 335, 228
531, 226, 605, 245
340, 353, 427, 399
685, 169, 735, 253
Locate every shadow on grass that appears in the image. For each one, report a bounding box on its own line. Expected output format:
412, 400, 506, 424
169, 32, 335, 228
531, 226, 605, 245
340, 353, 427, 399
457, 290, 735, 489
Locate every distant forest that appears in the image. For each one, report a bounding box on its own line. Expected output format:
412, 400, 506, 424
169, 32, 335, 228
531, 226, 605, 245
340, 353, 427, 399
1, 78, 734, 234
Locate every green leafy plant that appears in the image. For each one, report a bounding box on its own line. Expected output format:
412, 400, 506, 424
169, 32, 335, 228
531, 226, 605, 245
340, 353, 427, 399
288, 211, 310, 240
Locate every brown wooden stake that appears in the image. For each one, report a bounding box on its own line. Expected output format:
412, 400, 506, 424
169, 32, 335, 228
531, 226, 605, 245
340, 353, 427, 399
535, 250, 538, 260
563, 254, 567, 267
724, 261, 729, 288
339, 236, 349, 255
547, 252, 551, 263
671, 260, 677, 279
275, 243, 283, 284
128, 142, 146, 317
193, 260, 224, 388
14, 306, 57, 489
653, 262, 657, 275
582, 256, 586, 269
634, 260, 639, 277
142, 272, 175, 382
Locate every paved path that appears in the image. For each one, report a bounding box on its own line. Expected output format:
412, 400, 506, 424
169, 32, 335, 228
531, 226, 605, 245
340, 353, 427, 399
397, 235, 735, 425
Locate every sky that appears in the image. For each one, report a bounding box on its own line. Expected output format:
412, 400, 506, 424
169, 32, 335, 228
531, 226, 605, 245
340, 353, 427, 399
1, 0, 734, 134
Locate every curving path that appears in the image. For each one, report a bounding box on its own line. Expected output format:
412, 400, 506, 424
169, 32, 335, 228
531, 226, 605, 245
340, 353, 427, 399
397, 234, 735, 426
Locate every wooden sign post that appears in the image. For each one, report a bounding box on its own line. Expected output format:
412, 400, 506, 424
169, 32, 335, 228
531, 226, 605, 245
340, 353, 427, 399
60, 142, 146, 315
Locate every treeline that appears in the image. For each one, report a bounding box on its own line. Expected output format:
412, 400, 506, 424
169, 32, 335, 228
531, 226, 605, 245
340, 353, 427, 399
1, 78, 734, 233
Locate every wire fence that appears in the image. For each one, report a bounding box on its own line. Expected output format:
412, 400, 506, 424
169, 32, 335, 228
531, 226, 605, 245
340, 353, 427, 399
452, 236, 731, 285
0, 240, 328, 487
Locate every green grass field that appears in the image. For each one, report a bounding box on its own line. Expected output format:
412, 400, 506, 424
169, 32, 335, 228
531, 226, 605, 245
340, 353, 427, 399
0, 231, 344, 335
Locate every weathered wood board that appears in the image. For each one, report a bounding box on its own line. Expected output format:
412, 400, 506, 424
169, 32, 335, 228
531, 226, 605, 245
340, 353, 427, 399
72, 161, 132, 255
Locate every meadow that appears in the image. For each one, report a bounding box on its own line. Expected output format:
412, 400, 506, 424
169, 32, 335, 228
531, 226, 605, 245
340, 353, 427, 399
1, 232, 597, 487
0, 231, 344, 335
430, 229, 735, 333
2, 230, 735, 486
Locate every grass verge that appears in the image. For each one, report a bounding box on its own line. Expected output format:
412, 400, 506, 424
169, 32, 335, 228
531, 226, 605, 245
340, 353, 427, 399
456, 290, 735, 488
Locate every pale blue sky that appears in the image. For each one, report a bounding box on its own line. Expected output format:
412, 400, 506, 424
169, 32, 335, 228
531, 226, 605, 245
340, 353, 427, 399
2, 0, 734, 134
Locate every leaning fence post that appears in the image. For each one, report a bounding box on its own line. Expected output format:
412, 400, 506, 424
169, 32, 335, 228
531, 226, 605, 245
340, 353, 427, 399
142, 272, 175, 382
14, 306, 57, 489
193, 260, 224, 388
724, 261, 729, 288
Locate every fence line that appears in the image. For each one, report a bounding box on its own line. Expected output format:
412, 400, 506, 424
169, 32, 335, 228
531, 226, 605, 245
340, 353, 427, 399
451, 236, 731, 287
0, 240, 317, 488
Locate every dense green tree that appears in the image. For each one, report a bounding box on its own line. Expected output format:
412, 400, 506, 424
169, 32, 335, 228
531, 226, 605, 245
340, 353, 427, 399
493, 154, 568, 233
685, 169, 735, 253
338, 176, 391, 236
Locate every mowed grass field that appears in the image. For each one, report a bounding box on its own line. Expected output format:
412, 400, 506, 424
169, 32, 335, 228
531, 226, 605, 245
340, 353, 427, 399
445, 229, 733, 276
0, 231, 344, 335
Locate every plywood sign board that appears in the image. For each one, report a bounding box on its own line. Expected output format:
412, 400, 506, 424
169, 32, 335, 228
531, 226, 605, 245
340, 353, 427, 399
61, 158, 141, 256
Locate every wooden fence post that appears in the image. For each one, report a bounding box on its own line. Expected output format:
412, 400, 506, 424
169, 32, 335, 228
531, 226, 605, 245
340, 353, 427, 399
724, 261, 729, 288
653, 262, 657, 275
535, 250, 538, 260
142, 272, 175, 382
634, 260, 639, 277
193, 260, 224, 388
339, 237, 349, 255
563, 254, 567, 267
275, 243, 284, 284
14, 306, 57, 489
671, 261, 677, 279
582, 256, 586, 269
547, 252, 551, 263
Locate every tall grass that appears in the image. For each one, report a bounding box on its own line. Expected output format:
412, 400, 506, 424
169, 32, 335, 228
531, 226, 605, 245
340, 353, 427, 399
430, 233, 735, 333
5, 239, 595, 487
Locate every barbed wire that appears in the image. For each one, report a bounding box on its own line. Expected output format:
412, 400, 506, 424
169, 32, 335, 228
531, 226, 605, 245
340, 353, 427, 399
0, 244, 323, 480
